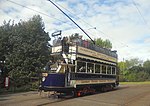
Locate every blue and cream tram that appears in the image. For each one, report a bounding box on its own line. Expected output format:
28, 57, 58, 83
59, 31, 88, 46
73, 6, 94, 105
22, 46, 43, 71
40, 34, 119, 97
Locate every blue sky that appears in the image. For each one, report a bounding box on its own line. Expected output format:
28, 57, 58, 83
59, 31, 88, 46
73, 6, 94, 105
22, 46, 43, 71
0, 0, 150, 61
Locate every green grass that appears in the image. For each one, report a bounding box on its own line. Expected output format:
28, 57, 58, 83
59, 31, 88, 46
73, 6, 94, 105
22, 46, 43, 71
120, 81, 150, 85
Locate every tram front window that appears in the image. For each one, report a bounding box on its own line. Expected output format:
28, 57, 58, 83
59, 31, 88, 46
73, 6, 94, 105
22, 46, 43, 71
50, 63, 58, 72
49, 54, 64, 73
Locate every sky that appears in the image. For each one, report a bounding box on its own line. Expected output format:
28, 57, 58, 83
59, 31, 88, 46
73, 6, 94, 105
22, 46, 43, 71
0, 0, 150, 61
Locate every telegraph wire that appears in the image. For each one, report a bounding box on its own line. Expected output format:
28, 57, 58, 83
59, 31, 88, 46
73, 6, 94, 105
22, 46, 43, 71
50, 0, 130, 48
131, 0, 150, 30
5, 0, 132, 48
3, 0, 149, 59
6, 0, 72, 25
7, 0, 150, 60
6, 0, 92, 35
53, 1, 97, 29
47, 0, 95, 44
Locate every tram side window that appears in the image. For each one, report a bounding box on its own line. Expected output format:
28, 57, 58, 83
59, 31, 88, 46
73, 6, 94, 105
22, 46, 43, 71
107, 66, 111, 74
77, 61, 86, 72
87, 63, 94, 73
95, 64, 100, 73
71, 66, 75, 72
102, 65, 106, 74
112, 67, 116, 75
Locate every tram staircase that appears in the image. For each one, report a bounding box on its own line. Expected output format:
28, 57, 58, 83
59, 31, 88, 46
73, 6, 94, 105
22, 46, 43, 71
62, 47, 76, 64
56, 47, 76, 73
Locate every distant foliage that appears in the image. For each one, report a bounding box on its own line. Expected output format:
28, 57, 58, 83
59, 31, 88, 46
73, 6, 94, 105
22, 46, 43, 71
118, 58, 150, 82
0, 15, 51, 87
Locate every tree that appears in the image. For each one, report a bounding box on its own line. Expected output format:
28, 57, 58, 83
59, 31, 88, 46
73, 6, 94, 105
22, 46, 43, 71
143, 60, 150, 74
0, 20, 14, 79
125, 58, 142, 69
94, 38, 112, 49
0, 15, 51, 87
128, 66, 144, 73
95, 38, 103, 47
118, 58, 150, 82
70, 33, 80, 39
103, 39, 112, 49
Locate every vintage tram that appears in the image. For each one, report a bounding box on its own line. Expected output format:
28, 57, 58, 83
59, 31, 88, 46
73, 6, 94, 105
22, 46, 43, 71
39, 32, 119, 97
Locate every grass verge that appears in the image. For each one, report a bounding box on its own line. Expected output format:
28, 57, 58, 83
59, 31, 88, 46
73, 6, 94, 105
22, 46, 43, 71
120, 81, 150, 85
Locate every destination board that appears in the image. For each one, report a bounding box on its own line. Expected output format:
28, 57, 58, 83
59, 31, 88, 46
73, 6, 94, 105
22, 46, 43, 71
77, 46, 117, 63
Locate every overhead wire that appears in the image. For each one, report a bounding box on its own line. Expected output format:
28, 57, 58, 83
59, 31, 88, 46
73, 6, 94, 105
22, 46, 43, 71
5, 0, 140, 49
53, 1, 96, 29
131, 0, 150, 30
4, 0, 149, 60
47, 0, 150, 60
47, 0, 95, 44
52, 0, 129, 48
6, 0, 75, 28
124, 0, 150, 58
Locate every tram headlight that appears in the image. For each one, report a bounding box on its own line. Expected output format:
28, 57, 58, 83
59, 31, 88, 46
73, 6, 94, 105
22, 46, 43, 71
42, 77, 46, 82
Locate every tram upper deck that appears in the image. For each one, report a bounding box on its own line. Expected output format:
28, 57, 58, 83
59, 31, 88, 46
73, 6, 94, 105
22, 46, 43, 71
51, 37, 117, 64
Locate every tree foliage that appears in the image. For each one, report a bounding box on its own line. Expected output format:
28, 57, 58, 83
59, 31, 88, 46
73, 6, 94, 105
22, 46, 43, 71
143, 60, 150, 74
69, 33, 112, 49
0, 15, 50, 87
118, 58, 150, 82
94, 38, 112, 49
125, 58, 142, 69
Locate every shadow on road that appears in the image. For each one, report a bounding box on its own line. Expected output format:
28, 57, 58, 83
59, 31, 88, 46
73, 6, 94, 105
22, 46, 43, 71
0, 98, 9, 101
37, 86, 128, 106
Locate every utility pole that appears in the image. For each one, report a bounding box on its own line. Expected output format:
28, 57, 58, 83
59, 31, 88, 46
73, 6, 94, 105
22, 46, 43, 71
123, 58, 125, 73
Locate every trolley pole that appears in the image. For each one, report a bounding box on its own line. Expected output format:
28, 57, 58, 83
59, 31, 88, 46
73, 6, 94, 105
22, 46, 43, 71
47, 0, 95, 44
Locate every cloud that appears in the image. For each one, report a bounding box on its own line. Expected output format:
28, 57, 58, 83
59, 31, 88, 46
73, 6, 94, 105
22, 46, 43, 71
144, 38, 150, 44
0, 0, 150, 61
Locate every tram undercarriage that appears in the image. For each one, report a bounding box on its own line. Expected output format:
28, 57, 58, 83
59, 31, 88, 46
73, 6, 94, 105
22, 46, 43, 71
39, 82, 117, 98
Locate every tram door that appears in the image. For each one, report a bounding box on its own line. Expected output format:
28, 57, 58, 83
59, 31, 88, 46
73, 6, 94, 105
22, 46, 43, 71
65, 66, 70, 87
65, 65, 74, 87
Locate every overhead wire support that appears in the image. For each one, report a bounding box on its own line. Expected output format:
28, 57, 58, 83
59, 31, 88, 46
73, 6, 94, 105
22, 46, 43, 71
47, 0, 95, 44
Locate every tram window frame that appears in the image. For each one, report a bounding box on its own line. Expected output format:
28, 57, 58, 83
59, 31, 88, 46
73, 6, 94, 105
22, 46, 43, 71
102, 65, 106, 74
87, 62, 94, 73
107, 66, 111, 74
77, 61, 86, 73
95, 64, 100, 73
112, 67, 116, 75
100, 64, 102, 74
70, 66, 75, 72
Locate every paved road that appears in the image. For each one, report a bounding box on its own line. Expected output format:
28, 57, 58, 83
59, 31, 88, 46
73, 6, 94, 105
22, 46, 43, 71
0, 84, 150, 106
